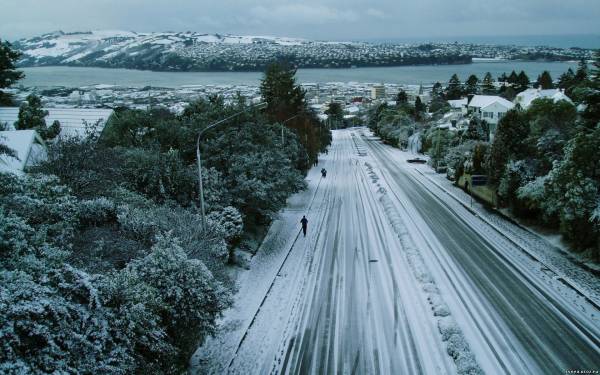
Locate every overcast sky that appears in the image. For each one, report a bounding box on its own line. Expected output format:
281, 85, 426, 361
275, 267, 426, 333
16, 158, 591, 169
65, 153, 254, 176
2, 0, 599, 42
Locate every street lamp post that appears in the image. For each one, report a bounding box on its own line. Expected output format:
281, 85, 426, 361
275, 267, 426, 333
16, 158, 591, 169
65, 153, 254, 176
196, 102, 266, 230
280, 112, 303, 146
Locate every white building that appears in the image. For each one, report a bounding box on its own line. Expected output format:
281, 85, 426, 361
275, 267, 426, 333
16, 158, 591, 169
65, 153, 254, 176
0, 107, 114, 139
514, 88, 573, 109
447, 98, 468, 114
467, 95, 515, 126
371, 85, 385, 100
0, 130, 46, 174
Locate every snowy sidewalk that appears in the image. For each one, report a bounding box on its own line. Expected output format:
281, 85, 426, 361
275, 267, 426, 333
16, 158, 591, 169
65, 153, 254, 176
412, 162, 600, 306
190, 155, 328, 374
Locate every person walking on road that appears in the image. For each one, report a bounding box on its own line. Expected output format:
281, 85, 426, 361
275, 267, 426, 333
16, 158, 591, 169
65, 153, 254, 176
321, 168, 327, 178
300, 215, 308, 237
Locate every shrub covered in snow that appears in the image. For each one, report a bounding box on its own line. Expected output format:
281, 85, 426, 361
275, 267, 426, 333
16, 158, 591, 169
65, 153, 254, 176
114, 234, 232, 370
0, 172, 233, 373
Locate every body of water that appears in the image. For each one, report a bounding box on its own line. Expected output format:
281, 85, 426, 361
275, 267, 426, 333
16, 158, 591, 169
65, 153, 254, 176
20, 61, 579, 88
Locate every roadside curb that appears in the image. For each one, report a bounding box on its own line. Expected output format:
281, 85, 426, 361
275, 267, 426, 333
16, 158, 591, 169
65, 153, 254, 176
414, 168, 600, 311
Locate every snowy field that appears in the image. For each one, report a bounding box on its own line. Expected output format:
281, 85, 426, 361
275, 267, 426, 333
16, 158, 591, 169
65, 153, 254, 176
191, 128, 600, 375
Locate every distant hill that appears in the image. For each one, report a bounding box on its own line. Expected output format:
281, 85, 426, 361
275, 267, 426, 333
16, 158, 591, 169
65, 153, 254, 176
12, 30, 473, 72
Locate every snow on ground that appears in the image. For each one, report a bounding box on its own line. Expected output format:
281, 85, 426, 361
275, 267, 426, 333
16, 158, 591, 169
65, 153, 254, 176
360, 128, 600, 374
192, 128, 600, 375
192, 130, 456, 374
399, 141, 600, 306
190, 161, 325, 374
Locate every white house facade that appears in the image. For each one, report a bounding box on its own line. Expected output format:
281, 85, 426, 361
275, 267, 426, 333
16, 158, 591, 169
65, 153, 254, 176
515, 88, 573, 109
467, 95, 515, 125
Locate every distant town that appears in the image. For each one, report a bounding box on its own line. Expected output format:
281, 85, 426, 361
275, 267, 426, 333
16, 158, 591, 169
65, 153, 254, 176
12, 30, 595, 72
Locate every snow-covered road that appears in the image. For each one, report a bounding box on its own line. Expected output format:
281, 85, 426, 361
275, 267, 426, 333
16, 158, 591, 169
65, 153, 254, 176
192, 128, 600, 375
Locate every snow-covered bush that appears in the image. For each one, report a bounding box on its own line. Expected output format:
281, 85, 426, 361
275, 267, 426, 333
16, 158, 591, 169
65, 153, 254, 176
0, 268, 133, 374
116, 203, 230, 283
207, 206, 244, 243
208, 206, 244, 263
100, 269, 177, 373
119, 233, 232, 370
77, 197, 117, 225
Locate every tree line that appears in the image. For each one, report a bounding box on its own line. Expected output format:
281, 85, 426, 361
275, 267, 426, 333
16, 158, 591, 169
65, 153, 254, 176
368, 53, 600, 261
1, 36, 331, 374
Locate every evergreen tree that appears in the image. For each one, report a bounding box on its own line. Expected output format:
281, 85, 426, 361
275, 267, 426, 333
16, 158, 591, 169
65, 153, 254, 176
482, 72, 495, 94
507, 70, 519, 85
260, 62, 305, 121
431, 82, 444, 100
396, 89, 408, 104
259, 62, 329, 167
498, 73, 508, 83
516, 71, 530, 92
0, 39, 24, 105
500, 86, 517, 101
414, 96, 425, 120
574, 58, 588, 83
536, 71, 553, 89
446, 74, 463, 100
465, 74, 479, 95
558, 68, 575, 90
325, 102, 344, 128
15, 94, 61, 140
487, 110, 530, 184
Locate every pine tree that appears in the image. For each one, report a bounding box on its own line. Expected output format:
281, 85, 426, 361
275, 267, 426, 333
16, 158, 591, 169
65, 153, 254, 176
260, 62, 305, 121
446, 74, 463, 100
15, 94, 61, 140
259, 62, 328, 168
516, 71, 530, 92
574, 58, 588, 83
396, 89, 408, 104
508, 70, 519, 85
431, 82, 443, 100
414, 96, 425, 120
465, 74, 479, 95
487, 110, 530, 184
0, 39, 24, 105
558, 68, 575, 90
325, 102, 344, 128
536, 71, 553, 89
482, 72, 495, 94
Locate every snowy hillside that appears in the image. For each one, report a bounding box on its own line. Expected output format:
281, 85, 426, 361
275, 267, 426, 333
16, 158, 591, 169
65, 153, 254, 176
13, 30, 474, 72
14, 30, 307, 68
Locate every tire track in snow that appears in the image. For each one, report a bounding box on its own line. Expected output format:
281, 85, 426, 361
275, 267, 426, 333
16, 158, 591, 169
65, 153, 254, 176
353, 134, 484, 375
364, 131, 600, 374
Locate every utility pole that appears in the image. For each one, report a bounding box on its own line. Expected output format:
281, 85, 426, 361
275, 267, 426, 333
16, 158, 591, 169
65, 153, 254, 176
197, 102, 266, 230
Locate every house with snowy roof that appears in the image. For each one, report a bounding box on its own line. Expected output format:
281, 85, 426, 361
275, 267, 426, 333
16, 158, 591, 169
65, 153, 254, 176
448, 98, 468, 110
467, 95, 515, 126
514, 88, 572, 109
0, 130, 47, 175
0, 107, 114, 139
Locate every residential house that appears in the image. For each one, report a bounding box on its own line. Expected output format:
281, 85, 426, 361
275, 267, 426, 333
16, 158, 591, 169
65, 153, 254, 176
0, 107, 114, 139
0, 130, 46, 174
466, 95, 515, 139
514, 88, 573, 109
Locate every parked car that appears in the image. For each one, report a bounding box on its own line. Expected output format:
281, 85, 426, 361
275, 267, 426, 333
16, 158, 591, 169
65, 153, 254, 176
446, 167, 456, 181
407, 157, 427, 164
